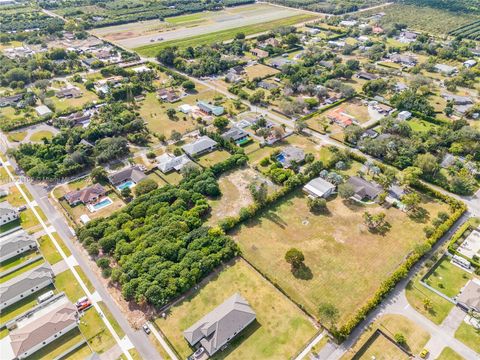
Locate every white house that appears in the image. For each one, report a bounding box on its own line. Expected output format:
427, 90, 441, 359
397, 110, 412, 121
463, 59, 477, 68
303, 177, 336, 198
156, 153, 191, 173
0, 202, 19, 226
34, 105, 52, 117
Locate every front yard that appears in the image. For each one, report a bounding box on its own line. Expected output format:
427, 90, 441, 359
156, 259, 317, 360
423, 257, 472, 298
232, 189, 449, 328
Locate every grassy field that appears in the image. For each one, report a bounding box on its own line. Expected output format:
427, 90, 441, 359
405, 272, 454, 324
455, 321, 480, 353
79, 309, 116, 354
232, 189, 448, 327
56, 269, 87, 303
245, 64, 280, 80
408, 118, 439, 134
342, 314, 429, 359
135, 14, 317, 56
38, 235, 63, 264
29, 130, 54, 142
7, 131, 27, 142
98, 301, 125, 339
156, 259, 317, 360
196, 149, 231, 168
437, 347, 464, 360
424, 257, 472, 298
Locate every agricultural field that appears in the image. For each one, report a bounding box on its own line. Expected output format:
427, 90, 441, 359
361, 4, 478, 35
232, 187, 449, 328
449, 19, 480, 40
156, 259, 317, 360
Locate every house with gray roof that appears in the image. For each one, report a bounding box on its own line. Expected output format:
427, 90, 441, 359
156, 153, 192, 173
277, 146, 305, 168
221, 127, 250, 146
303, 177, 336, 198
0, 263, 53, 310
182, 136, 217, 157
434, 63, 458, 76
0, 230, 37, 263
457, 279, 480, 314
347, 176, 383, 201
0, 201, 19, 226
107, 166, 146, 186
183, 293, 256, 356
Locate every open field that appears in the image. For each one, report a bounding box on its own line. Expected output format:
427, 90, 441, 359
232, 189, 448, 327
245, 64, 280, 80
354, 333, 408, 360
96, 4, 318, 51
455, 321, 480, 353
437, 347, 465, 360
156, 259, 316, 360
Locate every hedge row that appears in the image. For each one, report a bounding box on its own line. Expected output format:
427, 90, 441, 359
333, 191, 466, 340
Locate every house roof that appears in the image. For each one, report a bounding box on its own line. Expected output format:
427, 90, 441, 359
197, 101, 224, 116
0, 263, 53, 305
303, 177, 336, 197
347, 176, 383, 200
457, 279, 480, 311
64, 183, 106, 204
280, 146, 305, 167
327, 108, 355, 126
108, 166, 146, 185
156, 153, 191, 173
440, 153, 456, 168
0, 230, 36, 259
356, 72, 379, 80
441, 93, 473, 105
183, 293, 256, 356
35, 105, 52, 116
9, 299, 77, 357
435, 63, 457, 74
0, 201, 16, 217
222, 128, 249, 142
182, 136, 217, 156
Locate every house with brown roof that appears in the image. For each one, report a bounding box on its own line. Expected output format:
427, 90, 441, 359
55, 87, 83, 99
8, 298, 78, 359
64, 183, 107, 206
251, 48, 269, 58
157, 88, 181, 103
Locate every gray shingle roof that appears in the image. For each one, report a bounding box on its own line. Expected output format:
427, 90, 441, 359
108, 166, 146, 185
347, 176, 383, 200
303, 177, 336, 198
182, 136, 217, 156
0, 230, 37, 260
0, 263, 53, 305
221, 128, 249, 142
183, 293, 256, 356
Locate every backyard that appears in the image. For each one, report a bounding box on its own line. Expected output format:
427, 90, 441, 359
156, 259, 317, 360
423, 256, 472, 298
231, 189, 449, 327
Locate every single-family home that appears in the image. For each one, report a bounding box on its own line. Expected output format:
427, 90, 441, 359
434, 64, 458, 76
328, 40, 346, 48
0, 93, 23, 107
0, 230, 37, 263
55, 87, 82, 99
59, 111, 92, 127
107, 166, 147, 188
131, 65, 151, 73
0, 201, 19, 226
269, 57, 291, 69
463, 59, 477, 68
261, 37, 280, 48
372, 26, 384, 34
340, 20, 357, 27
182, 136, 217, 157
0, 263, 54, 310
398, 31, 418, 43
34, 105, 52, 117
9, 298, 78, 359
197, 101, 224, 116
456, 279, 480, 313
183, 293, 256, 357
347, 176, 383, 201
327, 108, 356, 128
389, 54, 417, 66
157, 88, 181, 103
221, 127, 250, 146
441, 93, 473, 106
277, 146, 305, 168
356, 72, 379, 81
64, 183, 107, 206
258, 81, 278, 90
303, 177, 336, 198
156, 153, 192, 173
251, 48, 269, 58
397, 110, 412, 121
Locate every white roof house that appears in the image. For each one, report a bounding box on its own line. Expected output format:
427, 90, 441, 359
434, 63, 458, 75
131, 65, 150, 73
34, 105, 52, 117
303, 177, 336, 198
80, 214, 91, 224
397, 110, 412, 121
463, 59, 477, 68
182, 136, 217, 157
178, 104, 192, 114
156, 153, 191, 173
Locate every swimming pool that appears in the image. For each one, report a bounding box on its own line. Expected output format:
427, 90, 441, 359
276, 153, 286, 163
117, 181, 135, 191
89, 197, 113, 212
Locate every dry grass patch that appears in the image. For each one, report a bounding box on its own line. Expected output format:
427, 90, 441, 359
232, 190, 448, 327
244, 64, 280, 80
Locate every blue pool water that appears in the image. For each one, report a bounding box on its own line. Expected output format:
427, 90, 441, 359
117, 181, 135, 191
276, 154, 286, 163
93, 198, 113, 210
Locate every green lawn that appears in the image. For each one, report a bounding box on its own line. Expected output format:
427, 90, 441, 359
436, 347, 464, 360
7, 131, 27, 142
79, 309, 116, 354
408, 118, 439, 134
0, 219, 21, 234
196, 150, 231, 168
75, 266, 95, 294
353, 333, 409, 360
0, 258, 45, 283
424, 257, 472, 298
31, 328, 90, 360
98, 301, 125, 339
405, 272, 454, 324
55, 269, 87, 303
156, 259, 316, 360
455, 321, 480, 353
0, 251, 38, 272
232, 189, 448, 328
29, 130, 54, 142
135, 14, 318, 56
38, 235, 63, 264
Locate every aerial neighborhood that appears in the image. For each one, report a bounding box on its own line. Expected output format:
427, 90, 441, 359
0, 0, 479, 359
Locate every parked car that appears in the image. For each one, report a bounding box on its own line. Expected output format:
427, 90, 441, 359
420, 349, 429, 358
142, 323, 151, 334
